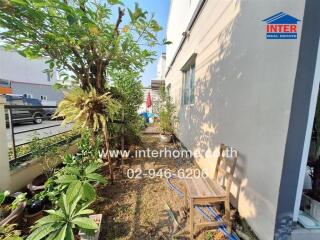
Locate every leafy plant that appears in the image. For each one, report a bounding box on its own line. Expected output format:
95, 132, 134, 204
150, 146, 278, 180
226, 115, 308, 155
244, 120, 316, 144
76, 131, 103, 163
0, 0, 167, 167
0, 191, 10, 206
111, 71, 145, 145
158, 85, 177, 134
56, 163, 106, 202
29, 134, 59, 177
54, 87, 120, 163
27, 186, 98, 240
34, 135, 105, 206
10, 193, 27, 211
0, 0, 164, 93
8, 131, 79, 159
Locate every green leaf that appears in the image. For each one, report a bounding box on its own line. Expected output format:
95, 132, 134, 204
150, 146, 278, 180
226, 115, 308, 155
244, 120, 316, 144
60, 194, 69, 215
84, 163, 100, 175
11, 0, 27, 5
45, 231, 59, 240
107, 0, 123, 5
34, 215, 63, 227
45, 209, 65, 219
72, 217, 98, 230
0, 190, 9, 205
66, 180, 82, 203
63, 167, 81, 176
65, 224, 74, 240
68, 194, 82, 217
86, 173, 107, 184
56, 175, 78, 184
26, 224, 60, 240
75, 209, 94, 217
82, 182, 96, 202
52, 223, 67, 240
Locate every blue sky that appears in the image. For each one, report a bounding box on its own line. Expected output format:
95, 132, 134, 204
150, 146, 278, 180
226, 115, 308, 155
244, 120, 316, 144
122, 0, 170, 86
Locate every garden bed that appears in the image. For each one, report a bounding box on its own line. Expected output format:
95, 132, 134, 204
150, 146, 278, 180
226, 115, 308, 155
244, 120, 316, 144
93, 134, 258, 240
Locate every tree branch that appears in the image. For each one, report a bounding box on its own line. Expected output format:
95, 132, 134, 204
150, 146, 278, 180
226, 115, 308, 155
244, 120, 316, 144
114, 7, 125, 36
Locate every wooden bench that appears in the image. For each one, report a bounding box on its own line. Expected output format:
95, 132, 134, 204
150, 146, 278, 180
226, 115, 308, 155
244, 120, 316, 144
184, 144, 237, 239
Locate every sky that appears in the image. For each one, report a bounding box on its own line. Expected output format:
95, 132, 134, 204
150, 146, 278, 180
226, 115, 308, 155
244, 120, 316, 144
121, 0, 170, 87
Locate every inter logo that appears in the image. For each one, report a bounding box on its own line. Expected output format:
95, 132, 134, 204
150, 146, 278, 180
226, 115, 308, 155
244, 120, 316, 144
263, 12, 300, 39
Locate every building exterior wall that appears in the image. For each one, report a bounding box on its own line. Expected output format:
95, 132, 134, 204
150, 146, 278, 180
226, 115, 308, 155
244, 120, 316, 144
157, 53, 166, 80
11, 82, 63, 104
165, 0, 306, 239
0, 48, 63, 102
0, 48, 58, 85
166, 0, 200, 70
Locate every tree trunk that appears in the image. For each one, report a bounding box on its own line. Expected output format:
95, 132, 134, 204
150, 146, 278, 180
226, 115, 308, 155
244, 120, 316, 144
103, 124, 113, 184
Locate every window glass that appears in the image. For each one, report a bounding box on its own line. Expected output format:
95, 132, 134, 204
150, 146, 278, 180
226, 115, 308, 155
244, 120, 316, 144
183, 64, 195, 105
23, 93, 33, 98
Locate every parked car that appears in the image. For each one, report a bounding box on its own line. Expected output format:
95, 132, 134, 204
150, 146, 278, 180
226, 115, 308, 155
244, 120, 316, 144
4, 95, 47, 125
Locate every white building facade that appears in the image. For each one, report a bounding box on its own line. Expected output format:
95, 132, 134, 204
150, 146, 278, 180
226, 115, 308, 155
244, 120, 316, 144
165, 0, 320, 239
0, 48, 63, 104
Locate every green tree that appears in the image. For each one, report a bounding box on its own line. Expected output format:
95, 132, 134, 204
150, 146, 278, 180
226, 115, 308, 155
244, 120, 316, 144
0, 0, 165, 93
110, 70, 144, 143
0, 0, 168, 175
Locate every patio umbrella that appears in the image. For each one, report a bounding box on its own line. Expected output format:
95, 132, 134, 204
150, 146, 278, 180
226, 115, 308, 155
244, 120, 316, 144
146, 91, 152, 109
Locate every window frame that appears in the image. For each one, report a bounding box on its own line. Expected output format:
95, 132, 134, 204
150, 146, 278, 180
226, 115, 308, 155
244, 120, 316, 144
23, 93, 33, 98
182, 63, 195, 105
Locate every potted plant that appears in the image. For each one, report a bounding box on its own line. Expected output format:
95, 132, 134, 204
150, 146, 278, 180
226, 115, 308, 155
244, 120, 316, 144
24, 199, 46, 228
26, 187, 98, 240
158, 85, 177, 143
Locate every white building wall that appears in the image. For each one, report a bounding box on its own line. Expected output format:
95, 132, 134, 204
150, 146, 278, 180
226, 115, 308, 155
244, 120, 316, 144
156, 53, 166, 80
0, 48, 58, 85
165, 0, 200, 71
165, 0, 306, 239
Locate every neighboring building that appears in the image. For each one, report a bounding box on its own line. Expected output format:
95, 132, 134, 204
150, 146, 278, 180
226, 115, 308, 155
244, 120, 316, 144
156, 53, 166, 80
139, 54, 166, 114
0, 48, 63, 104
165, 0, 320, 240
138, 80, 165, 114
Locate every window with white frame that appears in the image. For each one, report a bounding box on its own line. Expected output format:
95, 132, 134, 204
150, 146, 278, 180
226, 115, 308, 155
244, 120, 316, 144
182, 64, 195, 105
23, 93, 33, 98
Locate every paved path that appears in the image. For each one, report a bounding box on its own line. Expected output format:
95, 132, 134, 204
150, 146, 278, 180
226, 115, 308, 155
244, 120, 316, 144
6, 120, 72, 147
143, 125, 160, 134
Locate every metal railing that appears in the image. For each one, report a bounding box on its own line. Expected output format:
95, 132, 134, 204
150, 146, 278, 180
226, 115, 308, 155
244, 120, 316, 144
4, 105, 126, 168
4, 105, 78, 167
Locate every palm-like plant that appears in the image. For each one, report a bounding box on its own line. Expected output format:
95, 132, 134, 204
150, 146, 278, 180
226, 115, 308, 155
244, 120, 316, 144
55, 87, 120, 131
27, 188, 97, 240
54, 87, 120, 176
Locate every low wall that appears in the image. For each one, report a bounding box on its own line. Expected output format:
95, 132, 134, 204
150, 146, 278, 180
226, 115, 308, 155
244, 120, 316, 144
0, 95, 78, 192
9, 145, 77, 192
